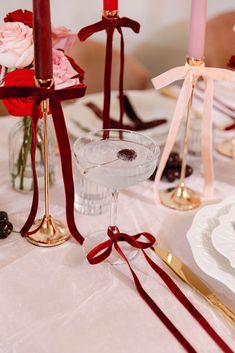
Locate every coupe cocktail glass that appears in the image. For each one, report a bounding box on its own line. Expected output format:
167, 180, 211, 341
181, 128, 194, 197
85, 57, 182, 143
74, 129, 160, 263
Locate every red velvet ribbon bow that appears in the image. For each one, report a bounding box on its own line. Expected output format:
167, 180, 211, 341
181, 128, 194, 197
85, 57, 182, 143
0, 84, 86, 244
87, 226, 233, 353
78, 16, 140, 130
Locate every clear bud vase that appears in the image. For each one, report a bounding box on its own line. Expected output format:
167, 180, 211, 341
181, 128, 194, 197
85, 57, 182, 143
8, 116, 56, 192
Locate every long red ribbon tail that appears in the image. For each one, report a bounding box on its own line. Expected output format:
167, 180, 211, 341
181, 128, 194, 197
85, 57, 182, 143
117, 26, 124, 128
122, 229, 234, 353
78, 17, 140, 130
0, 85, 86, 241
118, 244, 233, 353
144, 252, 234, 353
87, 228, 234, 353
50, 98, 84, 244
115, 242, 197, 353
103, 20, 116, 129
87, 230, 196, 353
20, 102, 40, 235
117, 17, 140, 129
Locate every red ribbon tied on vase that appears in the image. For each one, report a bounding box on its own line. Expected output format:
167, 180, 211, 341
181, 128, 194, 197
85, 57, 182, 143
78, 16, 140, 130
152, 64, 235, 202
87, 226, 233, 353
0, 84, 86, 244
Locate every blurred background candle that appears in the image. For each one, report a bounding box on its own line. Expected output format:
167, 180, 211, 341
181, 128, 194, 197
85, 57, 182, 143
187, 0, 207, 60
103, 0, 118, 11
33, 0, 53, 80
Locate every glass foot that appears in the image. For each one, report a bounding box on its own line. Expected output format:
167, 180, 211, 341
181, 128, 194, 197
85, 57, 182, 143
83, 229, 138, 265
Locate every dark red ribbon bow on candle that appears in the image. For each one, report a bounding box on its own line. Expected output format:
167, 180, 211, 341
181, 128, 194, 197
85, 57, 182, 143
0, 84, 86, 244
78, 16, 140, 130
87, 226, 233, 353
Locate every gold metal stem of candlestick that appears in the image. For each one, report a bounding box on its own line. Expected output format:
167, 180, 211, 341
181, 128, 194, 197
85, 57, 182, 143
26, 78, 70, 247
160, 58, 202, 211
42, 98, 50, 218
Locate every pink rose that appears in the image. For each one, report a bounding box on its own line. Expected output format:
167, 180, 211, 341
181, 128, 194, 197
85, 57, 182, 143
52, 26, 76, 51
0, 21, 33, 68
52, 49, 80, 89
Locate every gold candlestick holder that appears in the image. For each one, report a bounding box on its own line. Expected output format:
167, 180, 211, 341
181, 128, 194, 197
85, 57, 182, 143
216, 138, 235, 159
26, 78, 70, 247
102, 9, 119, 19
160, 58, 203, 211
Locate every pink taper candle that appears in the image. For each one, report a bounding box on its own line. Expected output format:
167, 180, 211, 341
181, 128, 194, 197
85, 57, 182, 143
103, 0, 118, 11
187, 0, 207, 60
33, 0, 53, 80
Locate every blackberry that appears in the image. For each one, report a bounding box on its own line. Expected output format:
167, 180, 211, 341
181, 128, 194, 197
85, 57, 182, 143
167, 152, 180, 165
149, 151, 193, 182
165, 170, 176, 182
186, 165, 193, 177
0, 211, 8, 222
0, 220, 13, 239
117, 149, 137, 161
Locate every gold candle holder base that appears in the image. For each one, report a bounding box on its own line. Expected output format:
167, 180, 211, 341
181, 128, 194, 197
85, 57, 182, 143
216, 139, 235, 159
160, 183, 201, 211
102, 10, 119, 18
26, 215, 70, 247
27, 77, 71, 248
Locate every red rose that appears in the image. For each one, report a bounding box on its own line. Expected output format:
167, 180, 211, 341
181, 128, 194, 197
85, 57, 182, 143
4, 9, 33, 28
228, 55, 235, 69
3, 69, 36, 117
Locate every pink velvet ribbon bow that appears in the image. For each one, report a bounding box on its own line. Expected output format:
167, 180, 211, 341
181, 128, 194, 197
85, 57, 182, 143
152, 64, 235, 202
78, 16, 140, 130
0, 84, 86, 244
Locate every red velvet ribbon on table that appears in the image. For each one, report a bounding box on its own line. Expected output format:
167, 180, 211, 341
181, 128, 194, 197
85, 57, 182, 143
78, 16, 140, 129
87, 226, 233, 353
0, 84, 86, 245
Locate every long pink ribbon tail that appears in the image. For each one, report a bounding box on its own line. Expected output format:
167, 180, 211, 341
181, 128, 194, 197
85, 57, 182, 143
201, 77, 214, 197
152, 65, 235, 204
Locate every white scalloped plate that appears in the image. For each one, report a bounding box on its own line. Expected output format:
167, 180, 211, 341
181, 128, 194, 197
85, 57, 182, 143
211, 204, 235, 269
187, 196, 235, 293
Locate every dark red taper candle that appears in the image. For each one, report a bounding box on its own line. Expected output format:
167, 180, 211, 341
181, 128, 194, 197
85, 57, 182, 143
33, 0, 53, 80
103, 0, 118, 11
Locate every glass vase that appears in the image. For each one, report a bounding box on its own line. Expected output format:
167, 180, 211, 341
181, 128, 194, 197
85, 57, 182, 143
8, 116, 56, 192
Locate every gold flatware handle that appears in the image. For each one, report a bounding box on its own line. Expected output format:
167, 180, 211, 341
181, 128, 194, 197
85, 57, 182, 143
208, 294, 235, 326
153, 246, 235, 327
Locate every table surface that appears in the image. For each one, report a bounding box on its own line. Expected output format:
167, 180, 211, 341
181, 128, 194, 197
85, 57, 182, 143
0, 112, 234, 353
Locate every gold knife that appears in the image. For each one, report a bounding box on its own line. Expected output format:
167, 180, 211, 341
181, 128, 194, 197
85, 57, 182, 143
153, 246, 235, 326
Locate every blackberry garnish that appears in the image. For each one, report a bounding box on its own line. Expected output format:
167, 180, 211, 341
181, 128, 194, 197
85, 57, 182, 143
117, 149, 137, 161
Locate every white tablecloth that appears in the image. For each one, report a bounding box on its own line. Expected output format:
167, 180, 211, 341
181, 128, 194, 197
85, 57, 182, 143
0, 116, 234, 353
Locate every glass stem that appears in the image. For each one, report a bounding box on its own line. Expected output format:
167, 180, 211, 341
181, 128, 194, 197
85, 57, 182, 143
110, 189, 119, 227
